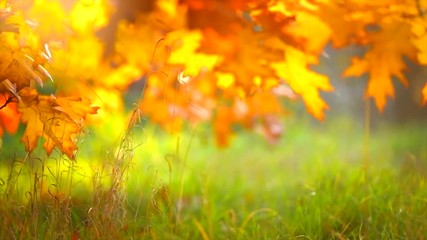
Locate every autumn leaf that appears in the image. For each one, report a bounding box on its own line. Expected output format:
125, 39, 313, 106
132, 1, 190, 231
0, 10, 19, 33
281, 11, 331, 54
3, 0, 426, 150
114, 18, 165, 73
183, 0, 244, 34
253, 90, 282, 113
411, 17, 427, 64
0, 14, 52, 93
0, 44, 45, 92
343, 21, 417, 111
0, 95, 20, 136
316, 2, 372, 47
214, 105, 234, 147
48, 35, 104, 91
27, 0, 68, 42
70, 0, 109, 34
166, 29, 222, 76
272, 45, 333, 120
18, 87, 98, 159
210, 27, 282, 94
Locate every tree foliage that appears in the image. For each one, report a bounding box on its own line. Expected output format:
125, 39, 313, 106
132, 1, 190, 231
0, 0, 427, 157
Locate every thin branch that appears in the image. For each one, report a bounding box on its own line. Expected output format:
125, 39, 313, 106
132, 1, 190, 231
0, 95, 15, 109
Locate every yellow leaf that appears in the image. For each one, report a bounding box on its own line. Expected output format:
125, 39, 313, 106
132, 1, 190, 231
282, 11, 331, 54
102, 64, 142, 89
48, 35, 104, 91
166, 30, 222, 76
0, 45, 44, 92
0, 9, 19, 33
115, 18, 164, 73
28, 0, 68, 41
86, 88, 124, 124
70, 0, 110, 34
18, 88, 98, 159
216, 72, 235, 89
272, 46, 333, 120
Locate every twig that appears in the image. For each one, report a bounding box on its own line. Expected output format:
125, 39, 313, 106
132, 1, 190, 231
0, 95, 14, 109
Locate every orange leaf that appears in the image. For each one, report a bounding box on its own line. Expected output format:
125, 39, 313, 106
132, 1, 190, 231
317, 2, 372, 47
214, 105, 233, 147
18, 88, 98, 159
343, 21, 417, 111
203, 27, 281, 93
411, 18, 427, 65
0, 96, 20, 136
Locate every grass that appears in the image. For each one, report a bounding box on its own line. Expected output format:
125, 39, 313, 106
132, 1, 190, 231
0, 114, 426, 239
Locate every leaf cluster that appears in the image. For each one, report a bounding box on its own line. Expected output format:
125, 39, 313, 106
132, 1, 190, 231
0, 8, 97, 158
1, 0, 427, 153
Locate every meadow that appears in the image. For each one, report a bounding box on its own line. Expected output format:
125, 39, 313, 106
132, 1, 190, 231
0, 113, 426, 239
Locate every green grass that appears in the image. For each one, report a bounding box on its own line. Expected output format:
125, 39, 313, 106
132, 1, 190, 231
0, 115, 426, 239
